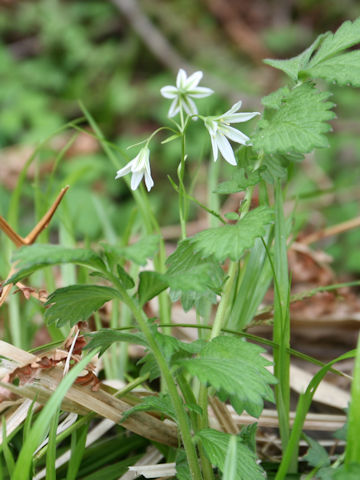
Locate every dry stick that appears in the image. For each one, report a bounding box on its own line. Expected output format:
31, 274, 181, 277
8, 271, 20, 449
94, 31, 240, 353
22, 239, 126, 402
0, 217, 24, 248
301, 215, 360, 245
208, 396, 238, 435
0, 186, 69, 306
23, 186, 69, 245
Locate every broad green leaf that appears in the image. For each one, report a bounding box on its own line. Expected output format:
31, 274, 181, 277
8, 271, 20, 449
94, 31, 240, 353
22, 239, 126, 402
86, 329, 148, 356
263, 33, 327, 80
179, 336, 276, 417
304, 50, 360, 87
138, 353, 160, 381
121, 394, 176, 422
116, 264, 135, 289
214, 168, 264, 194
196, 429, 265, 480
303, 434, 330, 468
45, 285, 121, 327
7, 245, 105, 284
306, 17, 360, 69
103, 235, 160, 266
166, 239, 225, 311
138, 271, 169, 306
189, 207, 274, 263
253, 82, 335, 154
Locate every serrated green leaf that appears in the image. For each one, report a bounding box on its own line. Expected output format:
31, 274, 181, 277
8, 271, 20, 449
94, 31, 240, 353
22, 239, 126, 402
103, 235, 160, 266
261, 86, 290, 109
189, 207, 273, 263
86, 329, 148, 356
138, 353, 160, 381
253, 83, 335, 154
196, 429, 265, 479
307, 17, 360, 69
166, 239, 225, 311
214, 168, 264, 195
7, 245, 105, 284
263, 33, 327, 80
304, 50, 360, 86
303, 434, 330, 468
116, 264, 135, 289
121, 394, 175, 423
179, 336, 276, 417
45, 285, 121, 328
138, 271, 169, 306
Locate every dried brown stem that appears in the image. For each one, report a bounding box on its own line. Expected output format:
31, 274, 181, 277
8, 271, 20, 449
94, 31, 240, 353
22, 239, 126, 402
0, 186, 69, 306
301, 215, 360, 245
23, 186, 69, 245
0, 218, 25, 247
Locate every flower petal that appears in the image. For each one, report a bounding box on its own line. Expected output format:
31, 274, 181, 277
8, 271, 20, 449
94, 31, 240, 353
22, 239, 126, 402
160, 86, 178, 99
221, 100, 243, 118
131, 171, 143, 190
168, 97, 181, 118
181, 96, 198, 116
176, 68, 187, 88
225, 111, 260, 123
144, 171, 154, 191
115, 160, 134, 178
220, 124, 250, 144
210, 133, 219, 162
184, 70, 203, 90
188, 86, 214, 98
216, 132, 237, 165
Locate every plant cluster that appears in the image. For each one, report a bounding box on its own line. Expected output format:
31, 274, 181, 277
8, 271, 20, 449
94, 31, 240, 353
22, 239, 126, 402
1, 16, 360, 480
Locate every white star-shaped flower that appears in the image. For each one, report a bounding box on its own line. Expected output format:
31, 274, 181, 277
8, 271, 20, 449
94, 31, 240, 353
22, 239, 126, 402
204, 101, 260, 165
115, 147, 154, 192
160, 68, 213, 118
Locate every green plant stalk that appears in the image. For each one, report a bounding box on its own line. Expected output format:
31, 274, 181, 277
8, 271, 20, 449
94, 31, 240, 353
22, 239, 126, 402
197, 385, 215, 480
177, 373, 214, 480
80, 103, 171, 332
345, 333, 360, 465
273, 180, 291, 457
210, 185, 254, 339
108, 274, 202, 480
275, 349, 356, 480
208, 159, 221, 228
178, 126, 187, 240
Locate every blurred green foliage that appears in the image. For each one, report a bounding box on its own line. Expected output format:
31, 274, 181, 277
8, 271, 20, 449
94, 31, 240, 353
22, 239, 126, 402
0, 0, 360, 270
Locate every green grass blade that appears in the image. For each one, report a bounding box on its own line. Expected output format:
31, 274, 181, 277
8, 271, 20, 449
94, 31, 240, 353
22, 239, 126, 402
1, 420, 15, 477
45, 408, 60, 480
275, 349, 356, 479
222, 435, 237, 480
345, 334, 360, 465
66, 422, 89, 480
272, 181, 291, 452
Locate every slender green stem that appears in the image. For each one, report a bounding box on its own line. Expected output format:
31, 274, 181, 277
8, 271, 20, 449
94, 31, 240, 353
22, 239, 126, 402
178, 129, 187, 240
209, 185, 255, 339
108, 273, 202, 480
208, 160, 220, 228
273, 181, 291, 457
198, 385, 215, 480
